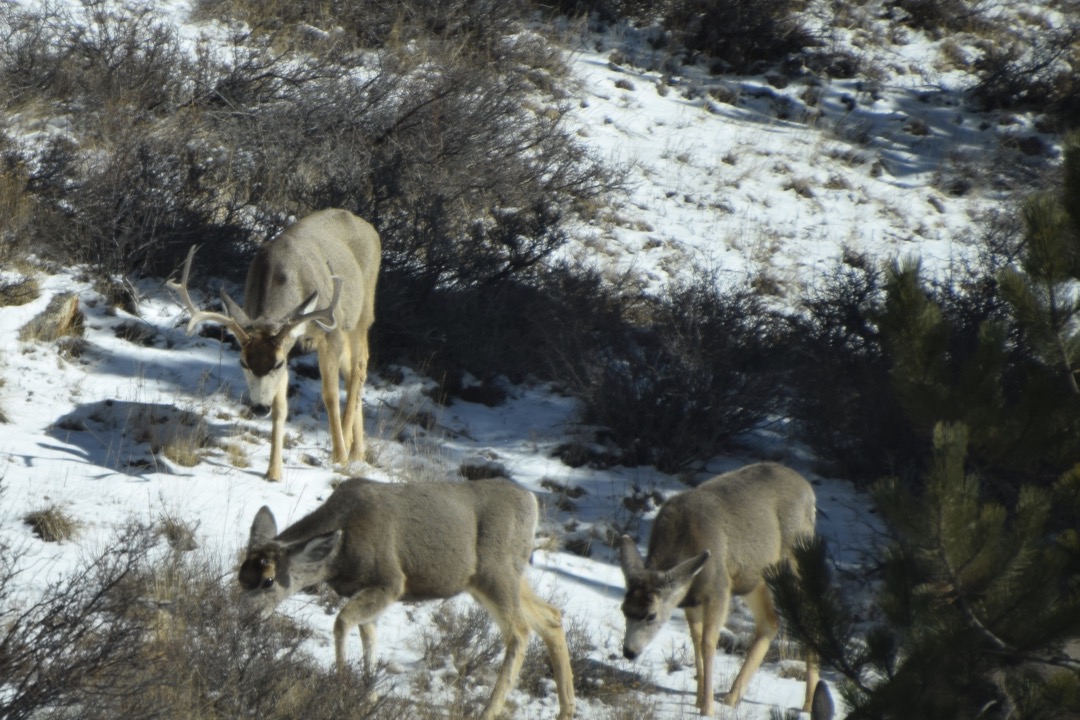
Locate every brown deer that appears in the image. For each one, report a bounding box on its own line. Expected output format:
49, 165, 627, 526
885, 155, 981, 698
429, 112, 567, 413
239, 477, 576, 720
618, 462, 819, 716
169, 209, 380, 481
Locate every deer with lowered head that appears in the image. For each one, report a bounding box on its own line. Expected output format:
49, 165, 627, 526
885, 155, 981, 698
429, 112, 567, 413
240, 476, 576, 720
169, 209, 380, 481
619, 462, 819, 716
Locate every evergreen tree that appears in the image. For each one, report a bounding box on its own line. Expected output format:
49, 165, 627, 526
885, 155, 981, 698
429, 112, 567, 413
999, 131, 1080, 396
875, 258, 1009, 458
873, 136, 1080, 484
773, 423, 1080, 720
768, 422, 1080, 719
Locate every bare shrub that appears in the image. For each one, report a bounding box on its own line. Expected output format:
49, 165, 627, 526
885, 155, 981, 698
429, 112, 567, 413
1, 0, 625, 404
781, 249, 914, 481
0, 273, 39, 307
376, 259, 625, 402
886, 0, 991, 34
198, 0, 552, 68
0, 143, 32, 251
521, 612, 657, 708
541, 0, 664, 26
0, 521, 387, 720
0, 523, 153, 719
969, 23, 1080, 121
663, 0, 816, 73
26, 120, 252, 279
0, 0, 187, 117
108, 545, 383, 720
419, 600, 504, 681
2, 0, 618, 290
572, 271, 786, 471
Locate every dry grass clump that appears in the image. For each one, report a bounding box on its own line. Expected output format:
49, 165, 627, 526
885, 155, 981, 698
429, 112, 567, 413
23, 504, 79, 542
223, 438, 252, 468
159, 418, 210, 467
129, 405, 211, 468
17, 292, 84, 343
157, 512, 199, 552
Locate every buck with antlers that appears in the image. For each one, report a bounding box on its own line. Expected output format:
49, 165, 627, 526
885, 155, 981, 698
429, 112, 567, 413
618, 462, 819, 716
240, 476, 576, 720
169, 209, 380, 481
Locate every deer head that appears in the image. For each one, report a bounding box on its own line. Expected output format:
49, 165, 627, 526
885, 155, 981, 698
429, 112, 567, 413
238, 506, 342, 617
168, 245, 342, 416
618, 534, 710, 660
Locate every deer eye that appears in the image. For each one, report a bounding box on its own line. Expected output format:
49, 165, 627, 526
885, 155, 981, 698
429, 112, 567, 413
239, 358, 251, 371
646, 612, 658, 622
259, 557, 270, 567
261, 577, 274, 589
272, 359, 285, 371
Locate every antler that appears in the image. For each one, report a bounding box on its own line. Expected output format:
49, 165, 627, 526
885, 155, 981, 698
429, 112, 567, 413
167, 245, 250, 343
278, 274, 343, 341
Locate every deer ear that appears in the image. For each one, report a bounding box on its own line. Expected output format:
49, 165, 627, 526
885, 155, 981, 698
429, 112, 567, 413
288, 530, 342, 569
618, 534, 646, 577
249, 506, 277, 547
662, 550, 711, 588
220, 289, 251, 326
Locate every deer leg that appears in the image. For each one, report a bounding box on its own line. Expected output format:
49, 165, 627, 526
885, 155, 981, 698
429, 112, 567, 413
333, 580, 403, 672
519, 579, 576, 720
725, 582, 779, 708
341, 329, 367, 462
699, 594, 729, 716
318, 333, 348, 465
266, 376, 288, 482
803, 648, 820, 713
338, 339, 354, 457
469, 583, 532, 720
685, 606, 706, 711
358, 622, 377, 676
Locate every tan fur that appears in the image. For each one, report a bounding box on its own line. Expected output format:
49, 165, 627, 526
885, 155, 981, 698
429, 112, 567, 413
239, 478, 576, 720
619, 462, 818, 716
170, 209, 380, 481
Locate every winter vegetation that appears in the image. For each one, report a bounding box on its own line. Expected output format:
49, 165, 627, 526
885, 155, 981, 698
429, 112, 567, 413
1, 0, 1079, 718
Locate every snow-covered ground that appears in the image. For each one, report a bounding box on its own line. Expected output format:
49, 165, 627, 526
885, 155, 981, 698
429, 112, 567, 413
0, 1, 1064, 717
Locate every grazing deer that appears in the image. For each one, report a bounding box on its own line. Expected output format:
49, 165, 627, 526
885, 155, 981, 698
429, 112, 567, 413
239, 477, 576, 720
169, 209, 380, 481
618, 462, 819, 716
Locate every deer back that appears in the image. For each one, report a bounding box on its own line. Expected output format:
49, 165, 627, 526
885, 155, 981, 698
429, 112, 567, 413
243, 209, 381, 336
647, 462, 816, 597
273, 477, 538, 601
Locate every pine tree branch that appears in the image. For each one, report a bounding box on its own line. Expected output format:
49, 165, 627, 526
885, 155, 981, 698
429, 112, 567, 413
933, 532, 1013, 654
1046, 283, 1080, 394
985, 646, 1080, 669
929, 461, 1015, 656
1054, 331, 1080, 395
